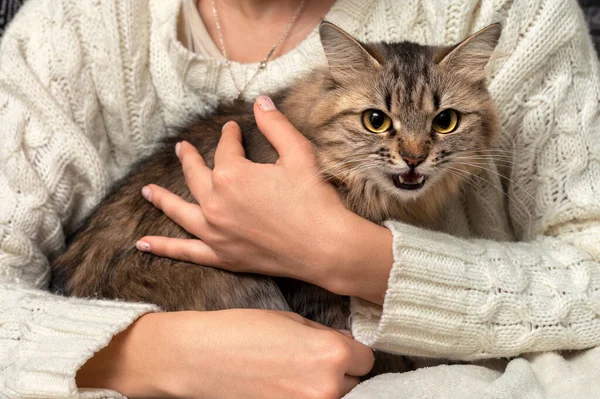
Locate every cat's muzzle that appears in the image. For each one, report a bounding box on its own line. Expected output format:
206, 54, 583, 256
391, 171, 427, 191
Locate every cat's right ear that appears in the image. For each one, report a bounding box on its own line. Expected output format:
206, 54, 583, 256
435, 23, 502, 81
319, 21, 381, 83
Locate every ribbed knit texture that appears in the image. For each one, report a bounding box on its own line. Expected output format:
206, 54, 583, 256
0, 0, 598, 397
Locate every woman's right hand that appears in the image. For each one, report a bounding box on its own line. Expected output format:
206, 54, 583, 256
76, 309, 375, 399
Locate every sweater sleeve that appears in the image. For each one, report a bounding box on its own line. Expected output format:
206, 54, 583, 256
0, 2, 158, 398
350, 0, 600, 360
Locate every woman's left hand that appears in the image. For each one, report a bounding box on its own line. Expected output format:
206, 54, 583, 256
137, 96, 392, 303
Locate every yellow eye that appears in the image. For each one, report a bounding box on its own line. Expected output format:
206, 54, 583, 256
362, 110, 392, 133
432, 109, 460, 134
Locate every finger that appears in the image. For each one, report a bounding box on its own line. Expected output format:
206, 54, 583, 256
136, 236, 220, 267
177, 141, 213, 203
341, 376, 360, 397
254, 96, 313, 162
143, 184, 208, 235
343, 338, 375, 377
214, 121, 247, 166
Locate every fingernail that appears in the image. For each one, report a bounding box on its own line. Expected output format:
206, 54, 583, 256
175, 142, 181, 157
141, 186, 152, 202
222, 121, 234, 133
256, 95, 276, 112
136, 240, 151, 252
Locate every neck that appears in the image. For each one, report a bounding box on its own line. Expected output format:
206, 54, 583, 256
197, 0, 335, 63
217, 0, 305, 22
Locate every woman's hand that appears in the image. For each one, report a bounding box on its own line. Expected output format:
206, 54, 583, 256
137, 96, 393, 304
76, 310, 375, 399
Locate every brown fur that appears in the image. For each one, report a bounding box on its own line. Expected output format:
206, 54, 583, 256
51, 22, 501, 370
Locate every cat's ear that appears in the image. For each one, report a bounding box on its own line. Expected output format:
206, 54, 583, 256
435, 23, 501, 80
319, 21, 381, 82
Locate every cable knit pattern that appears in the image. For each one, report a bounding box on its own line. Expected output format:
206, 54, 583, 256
0, 0, 599, 397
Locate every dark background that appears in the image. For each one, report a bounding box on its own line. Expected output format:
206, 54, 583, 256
1, 0, 599, 53
581, 0, 600, 52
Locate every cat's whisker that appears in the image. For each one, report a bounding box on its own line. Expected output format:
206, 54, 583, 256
449, 152, 518, 162
337, 165, 379, 188
450, 156, 517, 167
293, 156, 376, 200
319, 159, 376, 182
444, 165, 533, 219
449, 161, 538, 206
315, 156, 371, 175
451, 155, 517, 163
445, 166, 513, 208
445, 168, 487, 199
459, 146, 564, 158
437, 149, 518, 162
451, 153, 518, 161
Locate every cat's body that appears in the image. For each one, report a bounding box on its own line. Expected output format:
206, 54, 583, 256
51, 22, 501, 350
51, 103, 351, 327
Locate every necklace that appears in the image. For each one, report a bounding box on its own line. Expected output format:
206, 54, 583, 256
210, 0, 306, 100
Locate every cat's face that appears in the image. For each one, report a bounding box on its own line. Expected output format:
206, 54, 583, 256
286, 22, 501, 221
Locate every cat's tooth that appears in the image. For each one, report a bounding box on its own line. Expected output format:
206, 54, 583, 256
398, 175, 405, 183
417, 176, 425, 184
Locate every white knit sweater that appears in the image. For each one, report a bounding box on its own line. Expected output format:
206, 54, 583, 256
0, 0, 599, 397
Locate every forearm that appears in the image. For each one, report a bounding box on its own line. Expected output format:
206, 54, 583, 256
324, 212, 393, 305
76, 312, 179, 398
350, 221, 600, 360
81, 309, 375, 399
0, 283, 157, 398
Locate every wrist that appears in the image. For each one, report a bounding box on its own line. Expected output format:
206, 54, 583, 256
322, 211, 393, 304
76, 312, 173, 398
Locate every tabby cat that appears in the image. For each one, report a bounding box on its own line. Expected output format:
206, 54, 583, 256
52, 22, 501, 335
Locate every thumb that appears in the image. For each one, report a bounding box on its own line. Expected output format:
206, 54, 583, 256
254, 95, 313, 163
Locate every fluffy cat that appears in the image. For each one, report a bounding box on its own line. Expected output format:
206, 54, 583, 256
51, 22, 501, 337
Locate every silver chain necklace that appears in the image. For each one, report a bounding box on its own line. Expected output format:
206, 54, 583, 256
210, 0, 306, 100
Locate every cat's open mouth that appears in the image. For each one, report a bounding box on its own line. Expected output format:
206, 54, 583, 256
391, 172, 427, 190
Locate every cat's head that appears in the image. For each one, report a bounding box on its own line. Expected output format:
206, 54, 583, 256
283, 22, 502, 223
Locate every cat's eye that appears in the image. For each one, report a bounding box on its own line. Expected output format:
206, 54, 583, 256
432, 109, 460, 134
362, 110, 392, 133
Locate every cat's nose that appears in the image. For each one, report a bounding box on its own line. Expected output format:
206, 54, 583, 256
401, 153, 426, 167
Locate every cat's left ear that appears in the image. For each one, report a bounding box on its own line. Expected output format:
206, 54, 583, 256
436, 23, 502, 80
319, 21, 381, 82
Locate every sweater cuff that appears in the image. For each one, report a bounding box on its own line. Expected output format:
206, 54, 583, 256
350, 221, 490, 360
2, 286, 158, 398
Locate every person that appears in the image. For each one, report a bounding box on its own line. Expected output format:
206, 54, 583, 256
0, 0, 599, 398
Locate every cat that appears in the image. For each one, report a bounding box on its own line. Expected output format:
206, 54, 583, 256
51, 21, 501, 342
